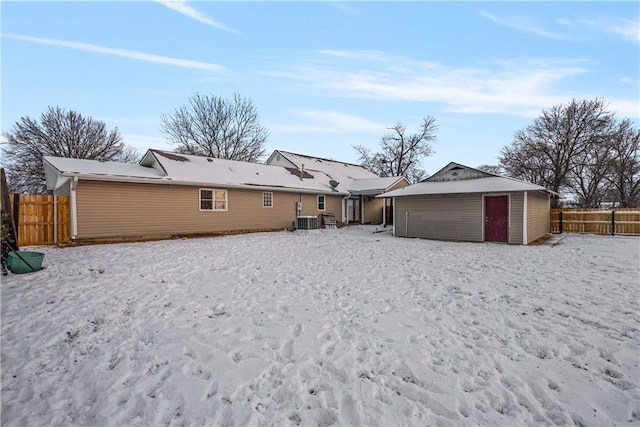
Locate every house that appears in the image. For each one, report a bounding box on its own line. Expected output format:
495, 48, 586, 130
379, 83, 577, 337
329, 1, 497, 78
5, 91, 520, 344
378, 162, 557, 245
43, 149, 408, 242
266, 150, 409, 224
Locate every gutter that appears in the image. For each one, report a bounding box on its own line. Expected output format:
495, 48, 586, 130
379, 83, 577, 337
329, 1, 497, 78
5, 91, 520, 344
59, 172, 349, 196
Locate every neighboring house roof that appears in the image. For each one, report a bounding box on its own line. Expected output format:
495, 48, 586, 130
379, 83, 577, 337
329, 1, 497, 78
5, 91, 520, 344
44, 150, 350, 195
379, 162, 555, 198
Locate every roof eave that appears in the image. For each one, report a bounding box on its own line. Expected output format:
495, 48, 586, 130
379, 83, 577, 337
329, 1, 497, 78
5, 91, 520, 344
61, 172, 349, 195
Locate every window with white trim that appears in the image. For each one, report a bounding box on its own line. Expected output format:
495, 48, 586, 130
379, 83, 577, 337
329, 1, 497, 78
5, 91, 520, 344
263, 192, 273, 208
200, 188, 227, 211
317, 195, 326, 211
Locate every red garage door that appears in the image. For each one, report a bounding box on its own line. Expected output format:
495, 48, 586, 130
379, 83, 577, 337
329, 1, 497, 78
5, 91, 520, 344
485, 196, 508, 242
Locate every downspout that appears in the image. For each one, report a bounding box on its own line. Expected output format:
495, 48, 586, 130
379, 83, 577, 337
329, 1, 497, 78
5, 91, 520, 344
405, 211, 409, 238
522, 191, 528, 245
70, 177, 78, 240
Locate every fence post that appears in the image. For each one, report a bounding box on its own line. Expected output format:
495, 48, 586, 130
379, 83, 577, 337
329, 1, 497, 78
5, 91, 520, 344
559, 211, 563, 234
12, 193, 20, 246
611, 210, 615, 236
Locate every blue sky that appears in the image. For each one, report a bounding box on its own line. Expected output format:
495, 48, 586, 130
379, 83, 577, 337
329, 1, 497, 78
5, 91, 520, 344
2, 1, 638, 174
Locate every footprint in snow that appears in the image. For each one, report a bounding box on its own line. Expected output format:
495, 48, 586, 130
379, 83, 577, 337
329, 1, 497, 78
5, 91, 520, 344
183, 346, 196, 359
280, 340, 294, 360
291, 323, 302, 337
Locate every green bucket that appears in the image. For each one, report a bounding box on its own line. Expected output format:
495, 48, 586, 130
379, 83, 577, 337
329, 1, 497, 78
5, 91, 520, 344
7, 251, 45, 274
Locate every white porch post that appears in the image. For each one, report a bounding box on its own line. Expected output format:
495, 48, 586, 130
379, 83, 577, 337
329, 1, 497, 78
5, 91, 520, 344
522, 191, 528, 245
382, 197, 386, 226
70, 177, 78, 240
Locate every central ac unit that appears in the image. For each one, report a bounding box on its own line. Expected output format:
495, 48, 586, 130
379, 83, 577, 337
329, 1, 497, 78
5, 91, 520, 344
297, 216, 319, 230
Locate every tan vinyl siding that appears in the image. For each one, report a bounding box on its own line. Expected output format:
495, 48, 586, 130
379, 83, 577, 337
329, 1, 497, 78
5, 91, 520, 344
509, 193, 524, 245
75, 181, 340, 239
527, 191, 550, 243
394, 194, 483, 241
297, 194, 342, 217
363, 180, 409, 224
388, 179, 410, 192
362, 197, 383, 224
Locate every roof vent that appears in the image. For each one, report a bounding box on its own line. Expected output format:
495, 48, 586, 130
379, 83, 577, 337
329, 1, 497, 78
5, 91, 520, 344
329, 180, 339, 188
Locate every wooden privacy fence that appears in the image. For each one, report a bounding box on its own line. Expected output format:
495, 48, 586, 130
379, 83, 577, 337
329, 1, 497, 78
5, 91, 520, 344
550, 208, 640, 236
8, 194, 71, 246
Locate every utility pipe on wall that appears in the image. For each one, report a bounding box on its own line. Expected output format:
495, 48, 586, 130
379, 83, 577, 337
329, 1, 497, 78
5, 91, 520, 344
405, 211, 409, 238
70, 176, 78, 240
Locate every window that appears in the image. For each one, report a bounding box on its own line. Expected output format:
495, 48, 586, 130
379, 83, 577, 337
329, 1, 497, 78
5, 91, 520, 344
317, 195, 326, 211
263, 192, 273, 208
200, 188, 227, 211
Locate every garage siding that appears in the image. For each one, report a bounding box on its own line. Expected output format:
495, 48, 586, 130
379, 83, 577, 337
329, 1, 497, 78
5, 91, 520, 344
394, 194, 483, 241
527, 191, 550, 243
76, 180, 341, 239
509, 193, 524, 245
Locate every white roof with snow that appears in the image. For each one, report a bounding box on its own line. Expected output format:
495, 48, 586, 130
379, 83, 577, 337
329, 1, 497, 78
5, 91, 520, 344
379, 176, 552, 198
43, 156, 167, 191
348, 177, 409, 195
267, 150, 379, 180
141, 150, 349, 194
266, 150, 406, 194
44, 151, 350, 195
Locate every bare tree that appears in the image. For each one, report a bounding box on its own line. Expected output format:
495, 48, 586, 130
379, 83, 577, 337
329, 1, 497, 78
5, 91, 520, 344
566, 138, 612, 208
500, 98, 616, 206
1, 107, 138, 194
354, 117, 437, 183
161, 93, 268, 162
606, 118, 640, 207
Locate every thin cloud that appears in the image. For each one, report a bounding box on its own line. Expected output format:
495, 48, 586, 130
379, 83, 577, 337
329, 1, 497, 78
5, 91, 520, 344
479, 10, 571, 40
265, 51, 634, 118
328, 1, 360, 15
271, 110, 385, 133
557, 17, 640, 44
155, 1, 238, 34
2, 33, 226, 72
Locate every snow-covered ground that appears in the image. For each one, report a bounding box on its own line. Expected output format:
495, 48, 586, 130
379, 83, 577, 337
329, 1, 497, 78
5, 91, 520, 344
1, 226, 639, 426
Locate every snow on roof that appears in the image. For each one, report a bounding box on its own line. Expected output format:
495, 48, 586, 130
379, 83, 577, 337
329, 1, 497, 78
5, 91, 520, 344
379, 176, 551, 198
274, 150, 379, 182
44, 156, 167, 180
349, 177, 407, 195
146, 150, 349, 194
44, 150, 402, 196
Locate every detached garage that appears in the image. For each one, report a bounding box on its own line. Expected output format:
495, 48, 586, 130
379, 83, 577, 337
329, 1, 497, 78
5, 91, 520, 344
378, 162, 556, 245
